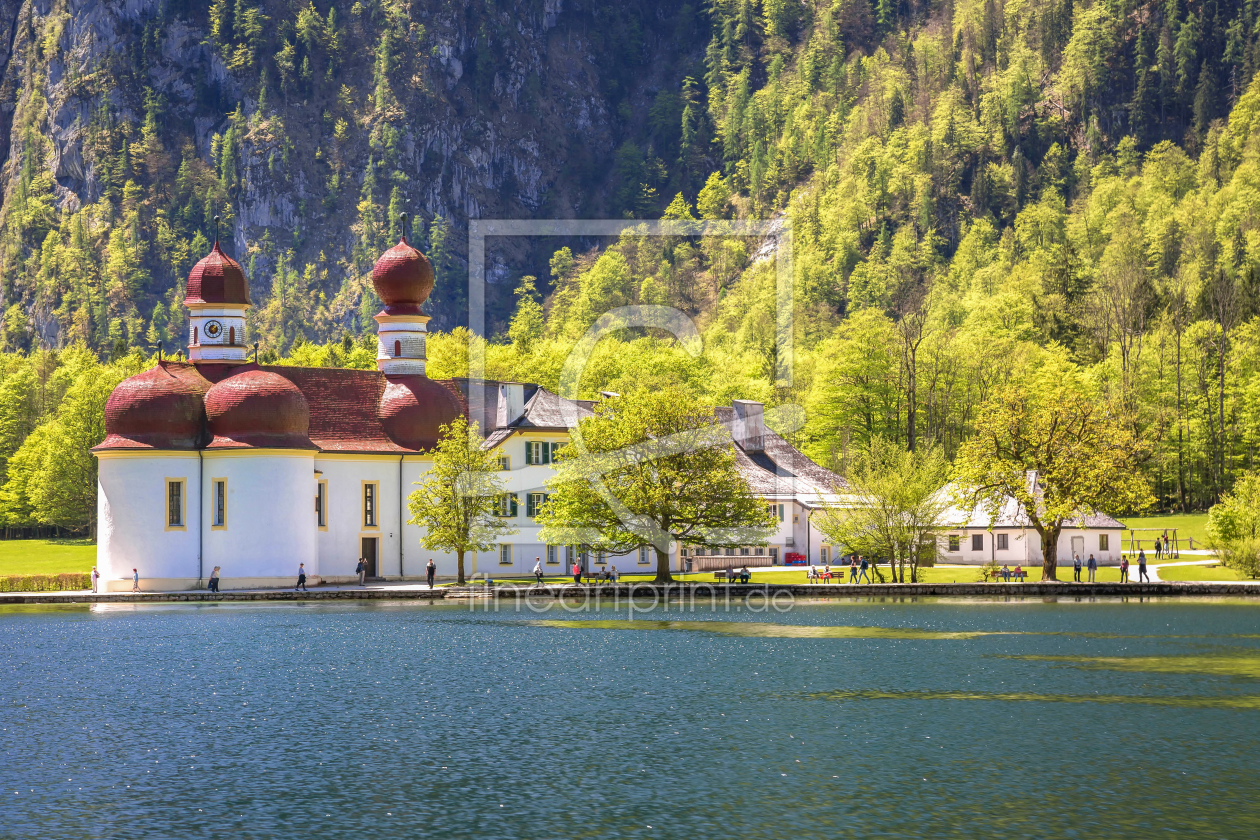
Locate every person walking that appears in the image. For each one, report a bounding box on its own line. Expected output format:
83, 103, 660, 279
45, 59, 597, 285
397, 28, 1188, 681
1087, 553, 1097, 583
849, 556, 858, 584
857, 556, 871, 584
426, 558, 437, 589
1073, 554, 1082, 582
1119, 556, 1129, 583
532, 558, 543, 584
295, 563, 309, 591
208, 566, 221, 593
91, 566, 100, 594
1138, 549, 1150, 582
572, 560, 581, 584
131, 568, 140, 593
356, 558, 367, 587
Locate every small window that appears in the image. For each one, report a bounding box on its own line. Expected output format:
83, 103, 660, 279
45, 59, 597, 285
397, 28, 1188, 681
948, 535, 960, 552
167, 480, 184, 528
229, 326, 236, 345
497, 456, 510, 471
192, 326, 198, 345
499, 544, 512, 565
526, 492, 549, 518
213, 480, 227, 528
996, 533, 1009, 550
754, 546, 764, 556
769, 547, 779, 562
820, 546, 829, 564
547, 545, 559, 565
363, 482, 378, 527
740, 546, 750, 556
1099, 534, 1109, 551
316, 480, 327, 528
394, 339, 401, 357
971, 534, 984, 551
496, 493, 518, 517
639, 546, 651, 565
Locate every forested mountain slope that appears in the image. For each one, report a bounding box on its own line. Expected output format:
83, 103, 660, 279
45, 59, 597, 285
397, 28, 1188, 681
3, 0, 1260, 535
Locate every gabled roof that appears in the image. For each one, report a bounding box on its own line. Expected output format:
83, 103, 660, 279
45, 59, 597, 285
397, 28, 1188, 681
482, 388, 594, 450
941, 473, 1126, 529
713, 407, 846, 498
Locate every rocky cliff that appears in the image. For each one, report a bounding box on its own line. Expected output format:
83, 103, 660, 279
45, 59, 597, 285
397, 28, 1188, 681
0, 0, 701, 349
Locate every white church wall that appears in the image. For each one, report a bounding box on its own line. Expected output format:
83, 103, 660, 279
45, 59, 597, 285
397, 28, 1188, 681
97, 453, 203, 591
314, 455, 405, 581
201, 450, 317, 587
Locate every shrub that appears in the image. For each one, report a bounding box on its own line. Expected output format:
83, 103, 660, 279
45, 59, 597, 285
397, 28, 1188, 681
0, 573, 92, 592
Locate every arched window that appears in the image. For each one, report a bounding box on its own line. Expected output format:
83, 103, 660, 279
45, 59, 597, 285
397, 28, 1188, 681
192, 326, 198, 345
394, 339, 401, 357
229, 326, 235, 345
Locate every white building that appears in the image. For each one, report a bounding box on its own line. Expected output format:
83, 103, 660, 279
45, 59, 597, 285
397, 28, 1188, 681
94, 237, 844, 591
937, 475, 1126, 566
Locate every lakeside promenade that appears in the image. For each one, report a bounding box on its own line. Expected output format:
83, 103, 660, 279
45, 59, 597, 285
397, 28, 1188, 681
3, 579, 1259, 604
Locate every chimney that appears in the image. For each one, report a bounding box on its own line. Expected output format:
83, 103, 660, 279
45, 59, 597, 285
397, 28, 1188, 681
495, 382, 526, 428
732, 400, 765, 452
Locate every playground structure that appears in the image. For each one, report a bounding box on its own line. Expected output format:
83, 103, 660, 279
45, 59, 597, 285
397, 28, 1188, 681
1127, 527, 1183, 558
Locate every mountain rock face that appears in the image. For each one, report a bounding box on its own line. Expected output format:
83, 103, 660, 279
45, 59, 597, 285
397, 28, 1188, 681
0, 0, 696, 347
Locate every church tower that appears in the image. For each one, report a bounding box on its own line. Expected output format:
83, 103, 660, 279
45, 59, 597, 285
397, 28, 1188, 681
184, 239, 251, 363
371, 214, 434, 375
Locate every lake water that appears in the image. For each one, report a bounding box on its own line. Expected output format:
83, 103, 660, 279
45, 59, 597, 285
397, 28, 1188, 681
2, 597, 1259, 839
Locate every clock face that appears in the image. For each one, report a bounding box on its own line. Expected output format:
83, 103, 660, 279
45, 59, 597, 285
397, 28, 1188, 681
203, 320, 223, 339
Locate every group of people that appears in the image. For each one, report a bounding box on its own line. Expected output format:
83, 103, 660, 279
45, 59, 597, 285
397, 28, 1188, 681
1072, 550, 1152, 583
994, 564, 1026, 581
807, 556, 874, 584
567, 561, 621, 584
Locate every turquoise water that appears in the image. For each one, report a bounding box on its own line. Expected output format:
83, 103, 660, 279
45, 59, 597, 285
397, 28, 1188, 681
2, 598, 1260, 839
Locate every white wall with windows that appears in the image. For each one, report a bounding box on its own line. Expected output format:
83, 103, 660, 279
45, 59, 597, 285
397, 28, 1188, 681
96, 453, 204, 591
201, 451, 318, 585
936, 528, 1124, 566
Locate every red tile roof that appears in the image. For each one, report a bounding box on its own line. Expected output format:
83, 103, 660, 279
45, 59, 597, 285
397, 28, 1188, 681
95, 362, 471, 454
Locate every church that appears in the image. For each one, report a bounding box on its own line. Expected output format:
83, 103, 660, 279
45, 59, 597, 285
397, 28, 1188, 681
92, 237, 843, 591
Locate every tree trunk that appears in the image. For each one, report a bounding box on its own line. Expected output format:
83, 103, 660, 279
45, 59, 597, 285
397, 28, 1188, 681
654, 546, 674, 583
1040, 527, 1060, 581
457, 548, 466, 586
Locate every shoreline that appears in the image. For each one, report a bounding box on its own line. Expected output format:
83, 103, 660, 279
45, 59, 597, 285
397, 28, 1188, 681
3, 579, 1260, 604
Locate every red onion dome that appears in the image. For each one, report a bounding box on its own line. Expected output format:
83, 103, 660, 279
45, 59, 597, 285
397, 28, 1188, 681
379, 375, 463, 451
184, 241, 251, 306
95, 363, 211, 451
371, 236, 434, 315
204, 368, 315, 449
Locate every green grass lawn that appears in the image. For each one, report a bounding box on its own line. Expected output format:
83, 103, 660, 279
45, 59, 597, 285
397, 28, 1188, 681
0, 539, 96, 576
1157, 563, 1253, 582
1119, 512, 1211, 550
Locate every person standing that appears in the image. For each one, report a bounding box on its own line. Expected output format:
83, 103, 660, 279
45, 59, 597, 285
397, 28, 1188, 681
1087, 553, 1097, 583
532, 557, 543, 584
1154, 537, 1163, 562
1073, 554, 1082, 582
572, 560, 581, 584
426, 558, 437, 589
91, 566, 100, 594
1119, 555, 1129, 583
1138, 549, 1149, 582
1164, 534, 1171, 557
295, 563, 308, 591
356, 558, 367, 587
131, 568, 140, 593
208, 566, 221, 593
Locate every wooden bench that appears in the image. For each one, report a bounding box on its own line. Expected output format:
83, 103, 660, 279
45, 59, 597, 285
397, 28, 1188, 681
713, 570, 752, 583
983, 569, 1027, 582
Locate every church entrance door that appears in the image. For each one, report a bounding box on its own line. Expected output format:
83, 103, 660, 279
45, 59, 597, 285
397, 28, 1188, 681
362, 537, 378, 578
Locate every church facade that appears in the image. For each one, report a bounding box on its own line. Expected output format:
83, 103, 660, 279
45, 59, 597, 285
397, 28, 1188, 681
93, 238, 843, 591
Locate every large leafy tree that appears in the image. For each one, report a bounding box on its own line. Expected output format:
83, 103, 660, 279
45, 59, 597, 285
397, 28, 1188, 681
816, 437, 951, 583
953, 374, 1153, 581
1207, 470, 1260, 578
537, 387, 775, 583
408, 415, 515, 585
